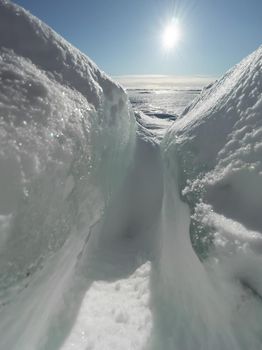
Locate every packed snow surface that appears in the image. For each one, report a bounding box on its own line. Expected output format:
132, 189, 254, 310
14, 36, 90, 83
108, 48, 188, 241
1, 1, 262, 350
62, 262, 152, 350
129, 88, 199, 142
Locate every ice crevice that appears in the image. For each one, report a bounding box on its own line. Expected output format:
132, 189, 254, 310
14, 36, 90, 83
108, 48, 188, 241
1, 1, 262, 349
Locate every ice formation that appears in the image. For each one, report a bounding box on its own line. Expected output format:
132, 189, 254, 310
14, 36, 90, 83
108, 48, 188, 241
0, 1, 135, 349
0, 1, 262, 349
157, 45, 262, 349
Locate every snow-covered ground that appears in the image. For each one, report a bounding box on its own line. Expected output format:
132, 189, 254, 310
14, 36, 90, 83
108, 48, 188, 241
129, 88, 200, 142
0, 1, 262, 350
62, 262, 152, 350
128, 88, 200, 116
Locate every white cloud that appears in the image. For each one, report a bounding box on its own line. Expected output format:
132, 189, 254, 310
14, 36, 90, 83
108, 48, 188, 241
113, 74, 217, 90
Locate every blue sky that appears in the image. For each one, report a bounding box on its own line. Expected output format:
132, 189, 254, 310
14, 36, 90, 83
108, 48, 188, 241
14, 0, 262, 80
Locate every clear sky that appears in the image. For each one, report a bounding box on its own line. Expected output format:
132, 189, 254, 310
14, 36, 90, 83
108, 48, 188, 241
14, 0, 262, 79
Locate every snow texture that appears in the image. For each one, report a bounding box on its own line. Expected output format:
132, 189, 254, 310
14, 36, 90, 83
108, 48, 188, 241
62, 262, 152, 350
157, 44, 262, 349
169, 45, 262, 245
1, 0, 262, 349
0, 1, 135, 349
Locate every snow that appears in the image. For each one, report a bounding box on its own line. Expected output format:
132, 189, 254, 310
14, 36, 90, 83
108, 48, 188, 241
128, 89, 200, 116
1, 0, 262, 349
129, 88, 199, 143
0, 1, 135, 349
169, 45, 262, 235
62, 262, 152, 350
135, 111, 172, 143
158, 44, 262, 349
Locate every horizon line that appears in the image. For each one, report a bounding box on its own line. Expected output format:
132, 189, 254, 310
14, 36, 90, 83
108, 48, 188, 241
113, 74, 217, 89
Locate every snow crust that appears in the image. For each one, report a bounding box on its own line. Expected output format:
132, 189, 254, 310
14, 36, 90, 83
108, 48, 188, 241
0, 1, 135, 349
158, 44, 262, 349
62, 262, 152, 350
168, 45, 262, 245
1, 1, 262, 349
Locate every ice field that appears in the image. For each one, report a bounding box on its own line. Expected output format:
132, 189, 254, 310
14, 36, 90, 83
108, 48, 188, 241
0, 1, 262, 349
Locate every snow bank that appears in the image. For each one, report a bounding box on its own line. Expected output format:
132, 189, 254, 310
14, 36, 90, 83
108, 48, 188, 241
167, 44, 262, 250
155, 45, 262, 349
1, 1, 262, 349
0, 1, 135, 349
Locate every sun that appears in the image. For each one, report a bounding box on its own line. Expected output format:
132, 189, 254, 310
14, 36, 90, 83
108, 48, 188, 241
162, 20, 181, 50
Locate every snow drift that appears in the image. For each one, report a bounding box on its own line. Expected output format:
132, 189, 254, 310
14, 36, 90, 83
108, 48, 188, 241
167, 45, 262, 257
153, 45, 262, 349
1, 1, 262, 349
0, 1, 135, 349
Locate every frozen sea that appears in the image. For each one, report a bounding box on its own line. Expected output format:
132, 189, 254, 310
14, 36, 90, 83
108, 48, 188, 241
127, 88, 201, 117
127, 88, 201, 141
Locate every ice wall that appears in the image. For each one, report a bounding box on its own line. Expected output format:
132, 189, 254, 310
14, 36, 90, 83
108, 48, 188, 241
1, 1, 262, 349
167, 45, 262, 258
152, 45, 262, 349
0, 1, 135, 349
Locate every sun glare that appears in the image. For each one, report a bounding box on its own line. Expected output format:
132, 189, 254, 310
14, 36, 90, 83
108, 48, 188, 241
162, 20, 181, 50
